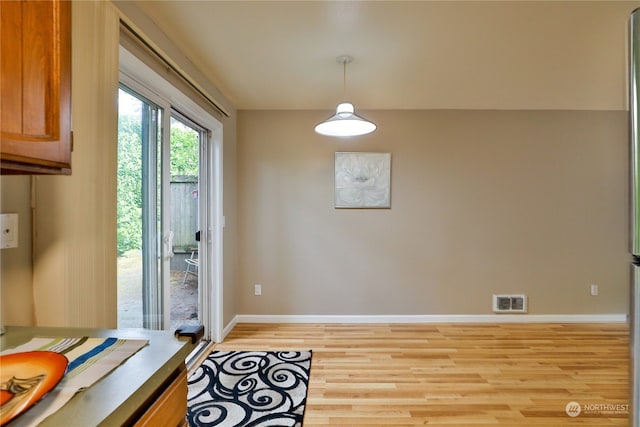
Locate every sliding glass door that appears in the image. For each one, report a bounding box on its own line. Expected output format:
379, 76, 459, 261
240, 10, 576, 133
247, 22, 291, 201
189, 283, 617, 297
117, 86, 206, 331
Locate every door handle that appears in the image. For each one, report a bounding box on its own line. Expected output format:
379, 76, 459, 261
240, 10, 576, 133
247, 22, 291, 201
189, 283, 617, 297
164, 231, 174, 259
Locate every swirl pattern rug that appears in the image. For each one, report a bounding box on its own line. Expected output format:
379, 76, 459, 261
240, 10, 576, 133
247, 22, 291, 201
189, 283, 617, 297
187, 351, 312, 427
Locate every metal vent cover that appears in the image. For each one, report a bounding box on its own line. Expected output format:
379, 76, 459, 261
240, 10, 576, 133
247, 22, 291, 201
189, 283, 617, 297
493, 294, 528, 313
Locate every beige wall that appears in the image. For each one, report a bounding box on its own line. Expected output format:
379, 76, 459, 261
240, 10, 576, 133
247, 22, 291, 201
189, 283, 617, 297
0, 177, 34, 326
237, 109, 629, 315
32, 0, 120, 327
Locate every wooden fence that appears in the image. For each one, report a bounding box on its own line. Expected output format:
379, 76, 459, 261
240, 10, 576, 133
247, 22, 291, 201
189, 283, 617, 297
170, 176, 198, 252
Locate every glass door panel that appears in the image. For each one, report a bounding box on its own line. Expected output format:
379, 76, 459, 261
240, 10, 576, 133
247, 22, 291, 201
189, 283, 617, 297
168, 113, 203, 331
117, 87, 163, 329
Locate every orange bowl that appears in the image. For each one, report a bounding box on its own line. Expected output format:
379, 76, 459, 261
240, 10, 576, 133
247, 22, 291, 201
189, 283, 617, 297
0, 351, 68, 424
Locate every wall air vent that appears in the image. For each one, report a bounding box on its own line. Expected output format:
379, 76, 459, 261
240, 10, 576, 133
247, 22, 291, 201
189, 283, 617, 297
493, 294, 527, 313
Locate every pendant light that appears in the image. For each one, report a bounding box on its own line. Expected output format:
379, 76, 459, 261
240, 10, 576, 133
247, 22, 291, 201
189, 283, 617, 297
314, 55, 376, 137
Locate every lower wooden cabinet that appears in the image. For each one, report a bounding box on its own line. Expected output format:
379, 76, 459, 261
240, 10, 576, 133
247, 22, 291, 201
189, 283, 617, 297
135, 362, 189, 427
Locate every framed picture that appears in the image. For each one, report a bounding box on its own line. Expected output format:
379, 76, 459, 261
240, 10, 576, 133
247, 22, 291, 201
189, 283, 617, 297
335, 152, 391, 208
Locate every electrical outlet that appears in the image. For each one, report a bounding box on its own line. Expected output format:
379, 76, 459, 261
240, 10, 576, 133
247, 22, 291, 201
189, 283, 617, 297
590, 284, 599, 296
254, 284, 262, 296
0, 214, 18, 249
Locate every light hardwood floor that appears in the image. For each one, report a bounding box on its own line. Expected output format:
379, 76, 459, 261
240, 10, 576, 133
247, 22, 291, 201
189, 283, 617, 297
207, 322, 629, 426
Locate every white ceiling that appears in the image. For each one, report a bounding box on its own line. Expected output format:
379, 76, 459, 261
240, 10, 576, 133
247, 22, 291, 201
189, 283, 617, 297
132, 1, 640, 111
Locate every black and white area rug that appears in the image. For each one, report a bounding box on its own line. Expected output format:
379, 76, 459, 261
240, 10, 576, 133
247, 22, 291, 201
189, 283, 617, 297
187, 351, 312, 427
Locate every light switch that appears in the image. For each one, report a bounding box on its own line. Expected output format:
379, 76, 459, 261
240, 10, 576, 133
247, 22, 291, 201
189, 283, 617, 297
0, 214, 18, 249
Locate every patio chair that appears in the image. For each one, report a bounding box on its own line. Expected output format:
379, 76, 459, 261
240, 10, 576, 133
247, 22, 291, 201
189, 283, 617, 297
182, 249, 198, 286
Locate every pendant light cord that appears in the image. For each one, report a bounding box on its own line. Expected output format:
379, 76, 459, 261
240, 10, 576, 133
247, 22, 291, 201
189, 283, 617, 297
337, 55, 352, 102
343, 59, 347, 101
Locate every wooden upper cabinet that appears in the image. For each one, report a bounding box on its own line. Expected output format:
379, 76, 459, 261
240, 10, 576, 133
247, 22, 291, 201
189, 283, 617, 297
1, 0, 72, 174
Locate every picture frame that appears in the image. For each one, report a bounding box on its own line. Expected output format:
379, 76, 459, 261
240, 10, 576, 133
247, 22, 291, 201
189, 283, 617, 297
335, 152, 391, 209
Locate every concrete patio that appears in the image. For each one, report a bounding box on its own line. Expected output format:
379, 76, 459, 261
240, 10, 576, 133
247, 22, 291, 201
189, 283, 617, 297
117, 249, 199, 331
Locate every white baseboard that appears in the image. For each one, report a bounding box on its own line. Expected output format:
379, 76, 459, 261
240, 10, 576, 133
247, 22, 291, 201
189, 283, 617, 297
221, 316, 239, 341
234, 313, 627, 324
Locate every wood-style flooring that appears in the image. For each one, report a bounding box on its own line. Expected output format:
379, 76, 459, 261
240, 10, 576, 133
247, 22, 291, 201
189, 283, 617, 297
204, 322, 629, 426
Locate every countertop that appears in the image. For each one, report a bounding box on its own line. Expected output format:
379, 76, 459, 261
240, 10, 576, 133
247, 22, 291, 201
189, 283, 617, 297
1, 326, 194, 426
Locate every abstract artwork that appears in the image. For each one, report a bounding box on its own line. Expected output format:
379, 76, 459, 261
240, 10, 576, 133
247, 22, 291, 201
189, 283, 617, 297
335, 152, 391, 208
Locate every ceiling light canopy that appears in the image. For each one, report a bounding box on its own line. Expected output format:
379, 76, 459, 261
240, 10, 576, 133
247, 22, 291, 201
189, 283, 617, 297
315, 56, 376, 138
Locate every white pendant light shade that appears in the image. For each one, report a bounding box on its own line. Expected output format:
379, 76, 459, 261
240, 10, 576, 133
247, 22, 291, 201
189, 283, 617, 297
314, 102, 376, 137
315, 55, 376, 137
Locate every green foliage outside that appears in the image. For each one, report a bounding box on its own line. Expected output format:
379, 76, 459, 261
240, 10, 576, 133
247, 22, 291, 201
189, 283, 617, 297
117, 112, 199, 256
169, 119, 199, 177
117, 114, 143, 256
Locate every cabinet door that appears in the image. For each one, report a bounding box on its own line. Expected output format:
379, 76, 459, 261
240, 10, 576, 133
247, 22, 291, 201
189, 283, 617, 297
1, 0, 71, 174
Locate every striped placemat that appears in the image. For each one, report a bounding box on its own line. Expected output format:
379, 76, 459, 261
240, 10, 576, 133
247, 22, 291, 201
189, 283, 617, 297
1, 336, 148, 425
